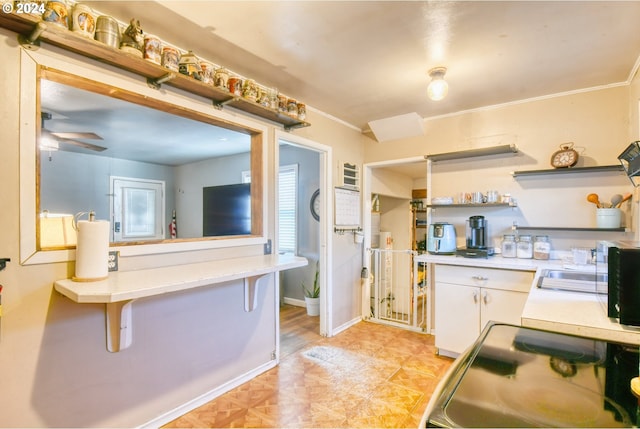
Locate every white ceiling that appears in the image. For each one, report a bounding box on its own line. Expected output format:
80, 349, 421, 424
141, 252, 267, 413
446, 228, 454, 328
41, 80, 251, 165
45, 1, 640, 177
83, 0, 640, 132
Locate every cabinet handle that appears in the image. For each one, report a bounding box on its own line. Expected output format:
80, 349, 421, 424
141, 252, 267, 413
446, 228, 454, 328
483, 290, 489, 304
472, 275, 488, 281
473, 290, 479, 303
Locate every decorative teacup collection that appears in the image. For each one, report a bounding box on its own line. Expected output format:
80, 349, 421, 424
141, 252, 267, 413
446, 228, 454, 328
36, 0, 307, 121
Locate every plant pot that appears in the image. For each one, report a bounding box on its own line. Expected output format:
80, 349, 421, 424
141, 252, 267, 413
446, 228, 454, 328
304, 296, 320, 316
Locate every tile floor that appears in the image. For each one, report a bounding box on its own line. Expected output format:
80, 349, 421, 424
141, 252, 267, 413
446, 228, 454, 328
164, 306, 453, 428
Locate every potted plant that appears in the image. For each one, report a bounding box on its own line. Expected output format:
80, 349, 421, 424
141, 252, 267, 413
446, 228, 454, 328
303, 264, 320, 316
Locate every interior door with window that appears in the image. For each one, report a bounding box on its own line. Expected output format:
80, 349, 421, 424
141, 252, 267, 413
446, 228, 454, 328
111, 176, 165, 242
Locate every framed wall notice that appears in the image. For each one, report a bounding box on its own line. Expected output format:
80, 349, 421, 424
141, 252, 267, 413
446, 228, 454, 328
334, 187, 360, 227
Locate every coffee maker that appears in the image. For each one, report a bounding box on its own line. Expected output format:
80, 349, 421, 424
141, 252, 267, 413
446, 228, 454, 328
456, 215, 494, 258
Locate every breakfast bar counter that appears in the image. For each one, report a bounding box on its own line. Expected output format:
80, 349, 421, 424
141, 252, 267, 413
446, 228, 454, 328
54, 253, 308, 352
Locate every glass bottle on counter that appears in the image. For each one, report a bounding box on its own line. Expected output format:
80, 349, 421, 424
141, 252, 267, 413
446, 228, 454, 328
516, 235, 533, 259
533, 235, 551, 260
501, 234, 517, 258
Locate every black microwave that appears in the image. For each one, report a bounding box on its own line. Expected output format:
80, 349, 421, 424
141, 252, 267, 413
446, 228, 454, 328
605, 242, 640, 326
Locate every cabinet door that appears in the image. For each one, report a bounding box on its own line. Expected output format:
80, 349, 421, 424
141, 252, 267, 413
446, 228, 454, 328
435, 282, 480, 355
480, 288, 528, 330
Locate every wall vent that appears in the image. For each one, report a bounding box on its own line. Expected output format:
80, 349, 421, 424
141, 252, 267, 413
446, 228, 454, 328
338, 161, 360, 190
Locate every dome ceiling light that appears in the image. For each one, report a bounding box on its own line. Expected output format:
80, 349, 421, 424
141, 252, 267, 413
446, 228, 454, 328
427, 67, 449, 101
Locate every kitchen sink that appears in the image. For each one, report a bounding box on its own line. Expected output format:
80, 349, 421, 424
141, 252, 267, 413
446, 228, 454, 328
537, 269, 607, 293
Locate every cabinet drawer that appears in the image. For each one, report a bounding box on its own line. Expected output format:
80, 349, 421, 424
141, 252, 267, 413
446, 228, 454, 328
435, 264, 533, 293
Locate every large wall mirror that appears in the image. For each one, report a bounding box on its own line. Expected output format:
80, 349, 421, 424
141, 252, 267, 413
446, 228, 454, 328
33, 66, 264, 256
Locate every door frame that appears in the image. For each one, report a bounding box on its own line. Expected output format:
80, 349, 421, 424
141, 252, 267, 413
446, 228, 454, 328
275, 130, 332, 338
110, 175, 166, 242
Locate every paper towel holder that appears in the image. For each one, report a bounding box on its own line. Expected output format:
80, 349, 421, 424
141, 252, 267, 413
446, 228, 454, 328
72, 211, 96, 230
0, 258, 10, 271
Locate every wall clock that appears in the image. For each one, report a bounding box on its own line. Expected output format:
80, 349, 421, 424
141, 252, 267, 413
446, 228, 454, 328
310, 189, 320, 221
550, 143, 579, 168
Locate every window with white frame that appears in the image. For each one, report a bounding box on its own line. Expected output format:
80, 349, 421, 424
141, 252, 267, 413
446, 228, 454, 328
242, 165, 298, 253
278, 164, 298, 253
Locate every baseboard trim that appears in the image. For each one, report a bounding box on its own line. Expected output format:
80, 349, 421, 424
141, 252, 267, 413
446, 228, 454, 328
283, 297, 305, 307
332, 317, 361, 336
139, 360, 277, 428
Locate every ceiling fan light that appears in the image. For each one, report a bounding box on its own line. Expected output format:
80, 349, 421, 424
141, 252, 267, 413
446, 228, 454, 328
427, 67, 448, 101
40, 136, 59, 151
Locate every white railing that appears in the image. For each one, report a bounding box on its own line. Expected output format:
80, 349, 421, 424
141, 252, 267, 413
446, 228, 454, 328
368, 248, 428, 333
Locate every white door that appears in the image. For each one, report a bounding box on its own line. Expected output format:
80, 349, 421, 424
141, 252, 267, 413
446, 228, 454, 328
111, 176, 165, 242
435, 282, 480, 355
480, 288, 529, 330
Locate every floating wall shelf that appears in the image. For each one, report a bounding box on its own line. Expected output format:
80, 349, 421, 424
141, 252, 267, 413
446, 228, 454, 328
425, 144, 518, 162
427, 202, 517, 209
512, 225, 627, 233
511, 165, 624, 178
0, 12, 310, 130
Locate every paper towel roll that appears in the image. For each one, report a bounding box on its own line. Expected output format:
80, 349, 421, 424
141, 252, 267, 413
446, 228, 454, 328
74, 219, 110, 282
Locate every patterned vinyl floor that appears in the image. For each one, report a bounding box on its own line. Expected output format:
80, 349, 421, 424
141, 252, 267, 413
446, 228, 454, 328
164, 305, 453, 428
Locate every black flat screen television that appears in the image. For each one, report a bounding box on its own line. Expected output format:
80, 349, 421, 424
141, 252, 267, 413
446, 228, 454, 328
203, 183, 251, 236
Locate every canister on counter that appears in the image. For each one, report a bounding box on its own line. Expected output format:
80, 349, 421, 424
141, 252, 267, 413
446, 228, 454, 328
501, 235, 517, 258
533, 235, 551, 260
516, 235, 533, 259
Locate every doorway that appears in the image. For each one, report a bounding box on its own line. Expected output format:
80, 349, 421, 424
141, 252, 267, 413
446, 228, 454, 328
110, 176, 165, 242
362, 158, 429, 333
276, 132, 331, 356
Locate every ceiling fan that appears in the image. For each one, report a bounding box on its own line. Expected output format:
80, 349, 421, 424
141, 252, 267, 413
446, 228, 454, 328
40, 112, 107, 152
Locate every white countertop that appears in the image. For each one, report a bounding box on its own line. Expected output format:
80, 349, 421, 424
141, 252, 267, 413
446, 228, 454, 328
54, 253, 308, 304
415, 253, 550, 271
416, 253, 640, 345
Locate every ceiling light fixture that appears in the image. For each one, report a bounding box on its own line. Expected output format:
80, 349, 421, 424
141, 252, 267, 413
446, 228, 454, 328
427, 67, 448, 101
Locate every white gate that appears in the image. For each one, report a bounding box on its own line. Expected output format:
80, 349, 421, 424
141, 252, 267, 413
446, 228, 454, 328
368, 248, 428, 333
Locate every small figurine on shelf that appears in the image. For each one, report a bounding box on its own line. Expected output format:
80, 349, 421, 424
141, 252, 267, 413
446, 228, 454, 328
120, 18, 144, 57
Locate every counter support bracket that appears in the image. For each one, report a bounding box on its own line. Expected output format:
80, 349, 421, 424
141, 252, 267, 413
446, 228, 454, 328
244, 274, 269, 312
106, 300, 134, 353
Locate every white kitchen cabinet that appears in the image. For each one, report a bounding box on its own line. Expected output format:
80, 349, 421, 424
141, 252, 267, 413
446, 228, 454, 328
434, 264, 533, 357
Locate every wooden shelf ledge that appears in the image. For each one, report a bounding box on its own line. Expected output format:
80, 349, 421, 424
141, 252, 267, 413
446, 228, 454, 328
54, 254, 308, 352
0, 12, 310, 130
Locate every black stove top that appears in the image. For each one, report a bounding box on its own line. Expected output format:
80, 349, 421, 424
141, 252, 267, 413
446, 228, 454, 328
425, 323, 639, 427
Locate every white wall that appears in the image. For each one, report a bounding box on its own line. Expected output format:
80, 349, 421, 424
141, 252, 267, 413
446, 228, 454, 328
40, 150, 176, 235
371, 168, 413, 199
279, 144, 320, 302
0, 27, 365, 428
366, 86, 636, 253
174, 152, 250, 238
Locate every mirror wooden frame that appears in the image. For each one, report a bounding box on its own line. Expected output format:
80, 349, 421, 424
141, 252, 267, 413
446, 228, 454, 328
19, 49, 268, 265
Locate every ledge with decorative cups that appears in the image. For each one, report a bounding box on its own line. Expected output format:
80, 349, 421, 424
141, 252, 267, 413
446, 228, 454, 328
0, 5, 310, 130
